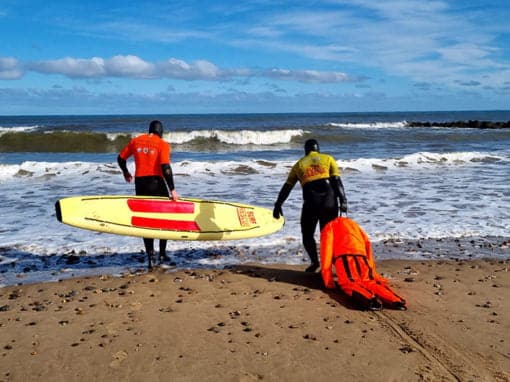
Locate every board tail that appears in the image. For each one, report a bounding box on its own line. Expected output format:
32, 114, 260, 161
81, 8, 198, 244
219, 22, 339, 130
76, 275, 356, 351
55, 201, 63, 222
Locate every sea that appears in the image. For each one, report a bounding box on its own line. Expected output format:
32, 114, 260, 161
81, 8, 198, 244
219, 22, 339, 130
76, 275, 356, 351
1, 111, 509, 286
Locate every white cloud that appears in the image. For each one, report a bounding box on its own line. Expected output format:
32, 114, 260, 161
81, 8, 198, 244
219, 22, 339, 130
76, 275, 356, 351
28, 55, 157, 79
10, 55, 363, 84
246, 26, 283, 38
437, 43, 494, 65
106, 55, 154, 78
156, 58, 222, 80
263, 68, 353, 83
1, 81, 508, 114
29, 57, 106, 78
349, 0, 449, 19
236, 1, 510, 89
455, 80, 481, 87
0, 57, 24, 80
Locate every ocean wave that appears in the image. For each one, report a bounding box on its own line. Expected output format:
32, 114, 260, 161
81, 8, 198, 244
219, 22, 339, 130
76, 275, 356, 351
0, 125, 41, 135
167, 129, 305, 145
0, 131, 131, 153
1, 151, 505, 182
408, 120, 510, 129
327, 121, 408, 129
341, 151, 506, 173
0, 129, 305, 153
0, 161, 120, 181
328, 120, 510, 130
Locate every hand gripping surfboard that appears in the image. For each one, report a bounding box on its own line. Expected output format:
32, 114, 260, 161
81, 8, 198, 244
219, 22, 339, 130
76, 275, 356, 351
55, 195, 284, 241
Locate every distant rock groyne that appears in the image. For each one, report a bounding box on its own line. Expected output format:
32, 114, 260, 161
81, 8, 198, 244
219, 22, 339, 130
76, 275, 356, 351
407, 120, 510, 129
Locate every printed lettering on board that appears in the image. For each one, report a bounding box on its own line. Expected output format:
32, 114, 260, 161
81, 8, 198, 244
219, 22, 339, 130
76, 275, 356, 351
237, 208, 257, 227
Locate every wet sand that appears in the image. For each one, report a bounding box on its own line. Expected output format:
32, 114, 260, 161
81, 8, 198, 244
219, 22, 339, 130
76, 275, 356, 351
0, 259, 509, 382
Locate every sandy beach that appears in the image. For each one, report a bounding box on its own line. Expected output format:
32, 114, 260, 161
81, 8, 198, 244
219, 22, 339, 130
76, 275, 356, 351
0, 259, 508, 382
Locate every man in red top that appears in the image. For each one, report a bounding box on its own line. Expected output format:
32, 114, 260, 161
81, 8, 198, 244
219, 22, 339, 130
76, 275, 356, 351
117, 120, 179, 269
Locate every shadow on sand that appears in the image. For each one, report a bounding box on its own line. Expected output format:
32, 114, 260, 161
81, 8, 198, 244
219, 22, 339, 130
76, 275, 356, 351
228, 264, 363, 311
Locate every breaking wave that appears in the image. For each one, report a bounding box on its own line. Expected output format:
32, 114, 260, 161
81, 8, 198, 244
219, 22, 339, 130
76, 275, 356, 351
0, 129, 306, 153
328, 121, 409, 129
1, 151, 504, 181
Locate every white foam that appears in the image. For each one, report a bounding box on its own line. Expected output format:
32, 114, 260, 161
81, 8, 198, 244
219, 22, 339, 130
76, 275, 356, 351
165, 129, 305, 145
340, 151, 505, 172
0, 148, 508, 283
0, 151, 505, 182
105, 132, 132, 141
0, 160, 125, 180
85, 129, 304, 145
328, 121, 408, 129
0, 125, 40, 135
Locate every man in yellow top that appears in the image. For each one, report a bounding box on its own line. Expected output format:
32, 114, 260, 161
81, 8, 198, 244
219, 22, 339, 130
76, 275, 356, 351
273, 139, 347, 272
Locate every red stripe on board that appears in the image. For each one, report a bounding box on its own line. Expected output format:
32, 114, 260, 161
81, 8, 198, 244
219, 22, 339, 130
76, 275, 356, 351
127, 199, 195, 214
131, 216, 200, 232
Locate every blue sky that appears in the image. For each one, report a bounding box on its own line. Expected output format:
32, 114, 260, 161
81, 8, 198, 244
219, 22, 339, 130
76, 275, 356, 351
1, 0, 509, 115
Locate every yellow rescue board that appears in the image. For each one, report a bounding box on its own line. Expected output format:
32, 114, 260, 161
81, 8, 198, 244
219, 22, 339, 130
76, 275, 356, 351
55, 195, 284, 241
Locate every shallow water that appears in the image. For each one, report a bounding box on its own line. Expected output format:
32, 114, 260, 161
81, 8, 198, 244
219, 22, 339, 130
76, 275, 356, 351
1, 111, 509, 285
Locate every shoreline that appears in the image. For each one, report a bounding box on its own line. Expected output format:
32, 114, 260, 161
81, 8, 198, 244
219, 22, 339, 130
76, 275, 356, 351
1, 235, 509, 288
1, 258, 508, 381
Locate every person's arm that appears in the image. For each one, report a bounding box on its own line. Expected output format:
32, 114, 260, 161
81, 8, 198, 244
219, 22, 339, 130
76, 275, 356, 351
330, 176, 347, 213
329, 156, 347, 213
320, 222, 336, 289
160, 141, 178, 199
117, 155, 132, 183
273, 182, 293, 219
161, 163, 179, 200
273, 163, 299, 219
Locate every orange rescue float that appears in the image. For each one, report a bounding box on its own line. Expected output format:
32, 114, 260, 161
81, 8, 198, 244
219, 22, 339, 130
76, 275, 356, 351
320, 216, 406, 310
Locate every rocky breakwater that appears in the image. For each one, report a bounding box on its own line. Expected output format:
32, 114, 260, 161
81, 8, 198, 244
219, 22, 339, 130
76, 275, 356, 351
408, 120, 510, 129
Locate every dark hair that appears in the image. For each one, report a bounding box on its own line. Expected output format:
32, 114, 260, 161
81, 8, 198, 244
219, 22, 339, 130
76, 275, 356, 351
148, 120, 163, 137
304, 139, 320, 154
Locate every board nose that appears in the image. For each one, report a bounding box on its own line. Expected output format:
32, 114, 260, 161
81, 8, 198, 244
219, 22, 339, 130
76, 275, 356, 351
55, 201, 62, 222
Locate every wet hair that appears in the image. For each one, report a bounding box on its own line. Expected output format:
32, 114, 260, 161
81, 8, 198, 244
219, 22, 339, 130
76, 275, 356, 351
148, 120, 163, 137
304, 139, 320, 154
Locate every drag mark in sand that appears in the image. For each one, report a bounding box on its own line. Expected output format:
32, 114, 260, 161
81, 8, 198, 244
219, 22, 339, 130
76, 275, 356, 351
375, 310, 486, 382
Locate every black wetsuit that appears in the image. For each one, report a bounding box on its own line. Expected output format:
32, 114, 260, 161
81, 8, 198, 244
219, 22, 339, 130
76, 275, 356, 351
135, 176, 170, 257
135, 175, 169, 198
300, 179, 339, 264
273, 150, 347, 269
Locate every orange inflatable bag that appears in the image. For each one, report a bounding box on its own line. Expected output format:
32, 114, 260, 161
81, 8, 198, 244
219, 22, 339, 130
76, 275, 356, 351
320, 216, 406, 310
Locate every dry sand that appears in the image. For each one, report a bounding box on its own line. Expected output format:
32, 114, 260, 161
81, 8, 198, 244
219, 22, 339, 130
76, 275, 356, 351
0, 259, 509, 382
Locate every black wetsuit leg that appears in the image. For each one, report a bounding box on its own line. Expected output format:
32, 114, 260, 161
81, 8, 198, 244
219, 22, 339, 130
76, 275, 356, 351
135, 176, 170, 262
301, 179, 338, 265
301, 202, 320, 265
